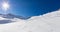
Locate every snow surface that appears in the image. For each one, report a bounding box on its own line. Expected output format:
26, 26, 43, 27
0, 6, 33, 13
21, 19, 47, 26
0, 9, 60, 32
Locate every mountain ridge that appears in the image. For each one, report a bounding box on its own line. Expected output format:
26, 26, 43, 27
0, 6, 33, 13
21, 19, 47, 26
0, 13, 30, 20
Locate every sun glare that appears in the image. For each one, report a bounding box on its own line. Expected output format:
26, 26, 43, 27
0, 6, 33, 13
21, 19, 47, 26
2, 2, 9, 11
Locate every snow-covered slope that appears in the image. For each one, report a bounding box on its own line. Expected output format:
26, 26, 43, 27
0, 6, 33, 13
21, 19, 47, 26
25, 9, 60, 32
0, 9, 60, 32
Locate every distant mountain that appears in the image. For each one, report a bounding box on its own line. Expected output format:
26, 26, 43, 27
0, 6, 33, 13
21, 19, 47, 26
0, 14, 30, 20
0, 13, 30, 24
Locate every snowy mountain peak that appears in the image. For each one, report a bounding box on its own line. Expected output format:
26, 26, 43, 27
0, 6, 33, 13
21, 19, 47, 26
0, 13, 27, 24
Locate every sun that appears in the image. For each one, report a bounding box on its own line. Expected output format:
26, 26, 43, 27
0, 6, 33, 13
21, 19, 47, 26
2, 2, 9, 11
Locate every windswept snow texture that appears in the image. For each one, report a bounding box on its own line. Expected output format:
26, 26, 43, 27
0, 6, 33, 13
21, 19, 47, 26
0, 9, 60, 32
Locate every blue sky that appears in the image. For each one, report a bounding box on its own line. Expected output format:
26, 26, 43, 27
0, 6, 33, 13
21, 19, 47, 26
0, 0, 60, 17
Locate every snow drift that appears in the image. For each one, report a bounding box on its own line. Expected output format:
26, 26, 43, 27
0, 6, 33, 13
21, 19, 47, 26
0, 9, 60, 32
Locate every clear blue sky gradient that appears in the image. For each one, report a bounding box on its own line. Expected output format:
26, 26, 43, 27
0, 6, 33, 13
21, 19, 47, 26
0, 0, 60, 17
